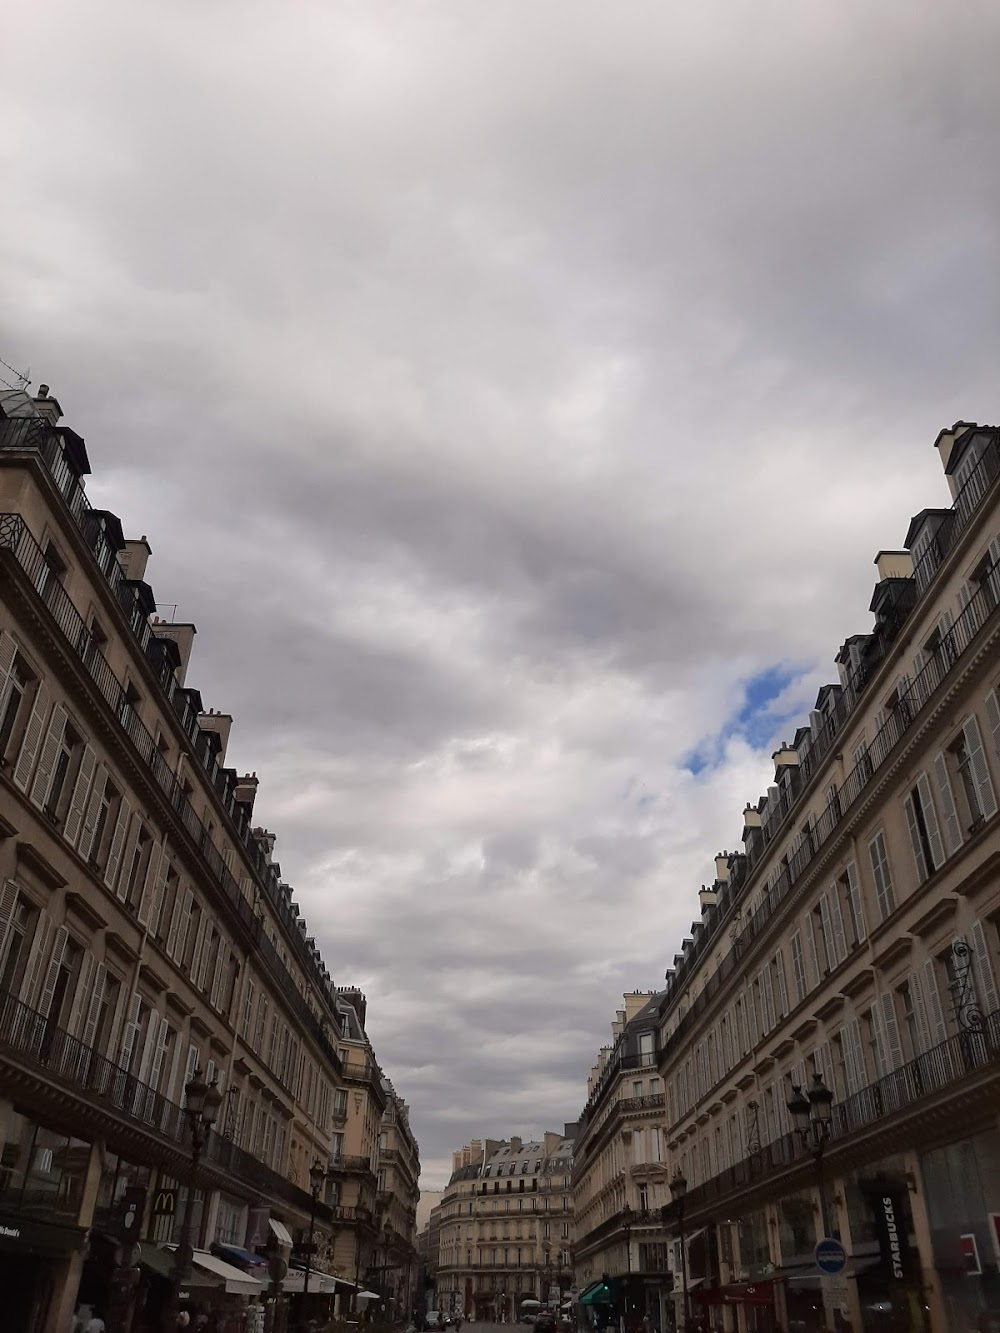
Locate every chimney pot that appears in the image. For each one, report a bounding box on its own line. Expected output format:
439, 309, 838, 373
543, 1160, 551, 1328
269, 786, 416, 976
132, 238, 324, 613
38, 384, 49, 398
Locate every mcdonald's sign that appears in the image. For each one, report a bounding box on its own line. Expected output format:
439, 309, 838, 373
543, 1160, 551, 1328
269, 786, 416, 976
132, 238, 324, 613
152, 1187, 178, 1218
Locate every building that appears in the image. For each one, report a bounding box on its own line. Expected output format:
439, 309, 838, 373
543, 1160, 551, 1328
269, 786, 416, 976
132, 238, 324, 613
647, 422, 1000, 1332
0, 385, 418, 1331
435, 1133, 578, 1319
573, 992, 672, 1331
377, 1079, 421, 1313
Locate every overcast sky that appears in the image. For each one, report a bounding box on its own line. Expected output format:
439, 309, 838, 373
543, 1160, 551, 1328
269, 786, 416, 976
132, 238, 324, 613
2, 1, 999, 1188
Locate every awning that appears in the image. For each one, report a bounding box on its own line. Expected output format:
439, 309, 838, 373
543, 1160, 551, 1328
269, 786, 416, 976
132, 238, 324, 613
166, 1247, 264, 1296
776, 1256, 881, 1288
214, 1244, 268, 1270
356, 1290, 380, 1301
578, 1282, 613, 1306
139, 1243, 219, 1290
282, 1268, 339, 1294
269, 1218, 294, 1247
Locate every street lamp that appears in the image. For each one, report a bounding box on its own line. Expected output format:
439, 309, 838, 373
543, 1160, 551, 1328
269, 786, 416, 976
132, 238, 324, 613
620, 1203, 633, 1333
163, 1068, 223, 1332
301, 1159, 327, 1326
668, 1169, 688, 1333
787, 1067, 834, 1237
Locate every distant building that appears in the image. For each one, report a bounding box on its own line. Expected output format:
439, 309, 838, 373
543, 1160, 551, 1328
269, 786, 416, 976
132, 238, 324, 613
435, 1132, 577, 1318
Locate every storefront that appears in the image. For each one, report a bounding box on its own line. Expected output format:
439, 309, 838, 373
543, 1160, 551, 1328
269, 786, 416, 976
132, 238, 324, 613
0, 1209, 88, 1333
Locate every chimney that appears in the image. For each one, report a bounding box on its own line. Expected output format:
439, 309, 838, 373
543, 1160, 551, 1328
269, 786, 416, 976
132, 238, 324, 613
714, 852, 730, 882
234, 773, 259, 814
543, 1131, 561, 1156
772, 743, 799, 771
119, 536, 152, 582
509, 1136, 522, 1152
743, 803, 761, 832
874, 549, 914, 582
150, 619, 197, 686
32, 384, 63, 425
699, 885, 718, 914
934, 421, 976, 474
197, 710, 233, 763
252, 827, 277, 863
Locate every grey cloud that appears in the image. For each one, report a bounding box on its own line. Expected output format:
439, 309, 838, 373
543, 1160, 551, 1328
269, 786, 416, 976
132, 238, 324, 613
3, 0, 1000, 1181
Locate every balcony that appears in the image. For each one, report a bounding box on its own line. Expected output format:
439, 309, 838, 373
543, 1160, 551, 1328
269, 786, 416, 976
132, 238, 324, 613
674, 1005, 1000, 1222
328, 1155, 376, 1176
0, 417, 343, 1033
0, 982, 326, 1219
0, 512, 342, 1082
618, 1092, 665, 1116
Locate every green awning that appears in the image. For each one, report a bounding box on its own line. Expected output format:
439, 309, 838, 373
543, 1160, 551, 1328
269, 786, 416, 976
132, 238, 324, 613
578, 1282, 613, 1306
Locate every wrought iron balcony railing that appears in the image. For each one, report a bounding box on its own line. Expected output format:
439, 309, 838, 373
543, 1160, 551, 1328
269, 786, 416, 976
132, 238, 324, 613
0, 512, 341, 1082
672, 1004, 1000, 1218
0, 982, 328, 1219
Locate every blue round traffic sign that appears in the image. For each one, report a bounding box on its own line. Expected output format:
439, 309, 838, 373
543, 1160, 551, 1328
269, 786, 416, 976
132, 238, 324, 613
814, 1238, 847, 1274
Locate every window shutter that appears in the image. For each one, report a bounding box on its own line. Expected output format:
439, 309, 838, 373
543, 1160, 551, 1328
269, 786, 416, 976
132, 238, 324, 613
844, 860, 866, 942
0, 631, 17, 719
908, 970, 932, 1054
62, 745, 96, 848
183, 1043, 201, 1100
828, 886, 848, 965
189, 912, 209, 987
146, 1015, 170, 1095
903, 794, 930, 884
843, 1019, 864, 1095
878, 992, 903, 1073
36, 924, 69, 1020
12, 683, 51, 792
923, 961, 948, 1044
818, 893, 834, 973
20, 910, 53, 1008
804, 913, 820, 988
116, 817, 142, 902
774, 950, 789, 1017
210, 941, 230, 1010
985, 689, 1000, 763
970, 919, 1000, 1017
136, 1009, 161, 1084
0, 878, 19, 963
137, 842, 164, 931
963, 716, 998, 821
28, 703, 68, 810
66, 952, 94, 1038
166, 885, 191, 962
103, 799, 132, 892
77, 764, 107, 861
932, 752, 963, 854
816, 1040, 834, 1094
80, 963, 107, 1050
119, 993, 142, 1072
916, 771, 945, 869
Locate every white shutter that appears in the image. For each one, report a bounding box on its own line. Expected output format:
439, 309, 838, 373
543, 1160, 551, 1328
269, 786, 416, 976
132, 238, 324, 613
147, 1016, 170, 1096
0, 878, 19, 963
963, 716, 998, 821
845, 860, 866, 942
932, 752, 963, 854
908, 969, 932, 1054
761, 966, 775, 1034
77, 764, 107, 861
29, 703, 68, 809
80, 963, 107, 1050
877, 992, 903, 1074
117, 817, 142, 902
984, 689, 1000, 762
182, 1043, 200, 1100
903, 794, 930, 884
916, 771, 945, 870
829, 886, 848, 965
804, 913, 820, 988
137, 842, 164, 931
119, 993, 143, 1072
166, 885, 192, 962
923, 961, 948, 1044
62, 745, 96, 848
818, 893, 834, 974
103, 799, 132, 892
210, 940, 229, 1010
12, 682, 50, 791
0, 631, 17, 720
774, 949, 789, 1017
136, 1009, 161, 1084
20, 910, 53, 1007
66, 952, 95, 1038
816, 1040, 834, 1094
970, 919, 1000, 1017
843, 1019, 864, 1094
190, 914, 209, 989
36, 924, 68, 1020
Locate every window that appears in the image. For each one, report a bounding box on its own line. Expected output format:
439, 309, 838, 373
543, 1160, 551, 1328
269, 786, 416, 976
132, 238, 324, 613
948, 718, 998, 832
632, 1080, 643, 1098
0, 651, 33, 761
903, 773, 945, 884
837, 862, 866, 949
868, 830, 896, 920
811, 900, 832, 977
0, 894, 39, 996
790, 931, 807, 1003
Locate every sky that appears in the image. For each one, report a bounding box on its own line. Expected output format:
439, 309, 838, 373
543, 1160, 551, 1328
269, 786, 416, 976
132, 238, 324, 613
2, 0, 999, 1189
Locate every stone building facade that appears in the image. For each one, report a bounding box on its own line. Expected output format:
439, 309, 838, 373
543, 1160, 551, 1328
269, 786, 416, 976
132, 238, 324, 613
0, 386, 419, 1331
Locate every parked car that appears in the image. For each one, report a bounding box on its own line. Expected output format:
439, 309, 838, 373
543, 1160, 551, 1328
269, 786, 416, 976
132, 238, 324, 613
535, 1313, 557, 1333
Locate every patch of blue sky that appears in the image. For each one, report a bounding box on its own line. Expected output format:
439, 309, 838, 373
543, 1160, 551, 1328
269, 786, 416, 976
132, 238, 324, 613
682, 663, 807, 776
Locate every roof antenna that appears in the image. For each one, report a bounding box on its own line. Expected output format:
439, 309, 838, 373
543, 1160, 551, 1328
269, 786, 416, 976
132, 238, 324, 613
0, 355, 30, 391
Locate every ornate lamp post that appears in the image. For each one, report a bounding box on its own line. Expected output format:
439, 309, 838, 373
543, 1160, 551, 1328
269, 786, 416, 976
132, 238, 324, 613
668, 1169, 688, 1333
301, 1159, 327, 1327
163, 1068, 222, 1332
787, 1068, 834, 1236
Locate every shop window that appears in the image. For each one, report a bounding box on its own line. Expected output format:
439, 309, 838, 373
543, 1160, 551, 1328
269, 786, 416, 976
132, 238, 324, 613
778, 1189, 821, 1259
0, 1112, 91, 1222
